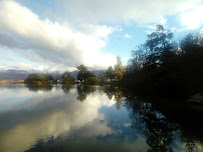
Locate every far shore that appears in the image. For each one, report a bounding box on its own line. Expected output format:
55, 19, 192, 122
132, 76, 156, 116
0, 80, 24, 84
0, 80, 120, 86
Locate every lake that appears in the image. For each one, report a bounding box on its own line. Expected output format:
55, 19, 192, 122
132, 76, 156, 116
0, 84, 202, 152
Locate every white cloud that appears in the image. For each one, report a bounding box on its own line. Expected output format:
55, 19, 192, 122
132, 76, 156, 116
145, 30, 153, 35
146, 25, 157, 30
121, 57, 130, 61
57, 0, 198, 24
160, 17, 167, 26
171, 27, 176, 32
180, 5, 203, 29
123, 33, 132, 39
0, 1, 116, 70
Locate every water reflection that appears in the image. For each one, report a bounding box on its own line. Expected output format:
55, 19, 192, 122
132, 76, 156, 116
77, 85, 96, 102
125, 100, 178, 151
102, 86, 123, 110
62, 85, 74, 94
26, 84, 53, 92
124, 93, 203, 152
0, 84, 202, 152
0, 85, 117, 152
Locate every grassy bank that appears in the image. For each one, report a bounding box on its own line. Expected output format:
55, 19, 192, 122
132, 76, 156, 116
0, 80, 24, 84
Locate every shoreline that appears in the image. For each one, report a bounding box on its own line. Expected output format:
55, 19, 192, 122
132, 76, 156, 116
0, 80, 24, 84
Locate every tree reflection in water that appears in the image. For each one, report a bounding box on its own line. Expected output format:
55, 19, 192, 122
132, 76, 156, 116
26, 84, 53, 92
103, 86, 203, 152
76, 85, 96, 102
102, 86, 123, 110
62, 85, 74, 94
125, 98, 178, 152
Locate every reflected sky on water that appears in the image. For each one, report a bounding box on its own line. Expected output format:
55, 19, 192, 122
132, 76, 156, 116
0, 84, 202, 152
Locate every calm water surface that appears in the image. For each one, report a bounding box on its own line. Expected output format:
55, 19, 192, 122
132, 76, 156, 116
0, 84, 202, 152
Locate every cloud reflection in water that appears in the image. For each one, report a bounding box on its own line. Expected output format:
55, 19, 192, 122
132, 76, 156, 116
0, 85, 149, 152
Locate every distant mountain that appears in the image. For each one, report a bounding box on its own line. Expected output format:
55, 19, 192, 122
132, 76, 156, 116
0, 70, 30, 80
60, 70, 105, 79
69, 71, 78, 79
92, 70, 105, 78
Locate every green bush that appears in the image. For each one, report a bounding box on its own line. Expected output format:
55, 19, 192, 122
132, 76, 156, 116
61, 72, 75, 85
25, 74, 53, 85
84, 77, 98, 85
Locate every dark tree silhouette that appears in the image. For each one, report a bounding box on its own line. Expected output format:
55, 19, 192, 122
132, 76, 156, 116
124, 25, 203, 99
105, 66, 115, 79
77, 64, 95, 81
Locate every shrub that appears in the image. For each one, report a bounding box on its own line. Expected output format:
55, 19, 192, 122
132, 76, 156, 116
84, 77, 98, 85
25, 74, 53, 85
61, 72, 75, 85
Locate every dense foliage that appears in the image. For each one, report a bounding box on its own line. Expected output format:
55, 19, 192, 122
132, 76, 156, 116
104, 56, 124, 81
61, 72, 75, 85
25, 74, 53, 85
105, 66, 115, 79
77, 64, 95, 80
124, 25, 203, 99
84, 77, 98, 85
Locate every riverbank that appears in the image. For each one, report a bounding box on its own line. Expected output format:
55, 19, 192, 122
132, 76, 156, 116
0, 80, 24, 84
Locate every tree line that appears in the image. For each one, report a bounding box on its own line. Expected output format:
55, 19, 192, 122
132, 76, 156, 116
123, 25, 203, 99
25, 56, 125, 85
25, 24, 203, 100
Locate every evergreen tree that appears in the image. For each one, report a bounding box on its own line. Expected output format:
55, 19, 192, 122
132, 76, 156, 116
77, 64, 95, 80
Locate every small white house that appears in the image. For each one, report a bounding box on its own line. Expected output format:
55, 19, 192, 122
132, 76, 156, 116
75, 80, 81, 83
112, 79, 118, 82
104, 78, 111, 82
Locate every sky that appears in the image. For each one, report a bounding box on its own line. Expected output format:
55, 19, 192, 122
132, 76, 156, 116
0, 0, 203, 72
